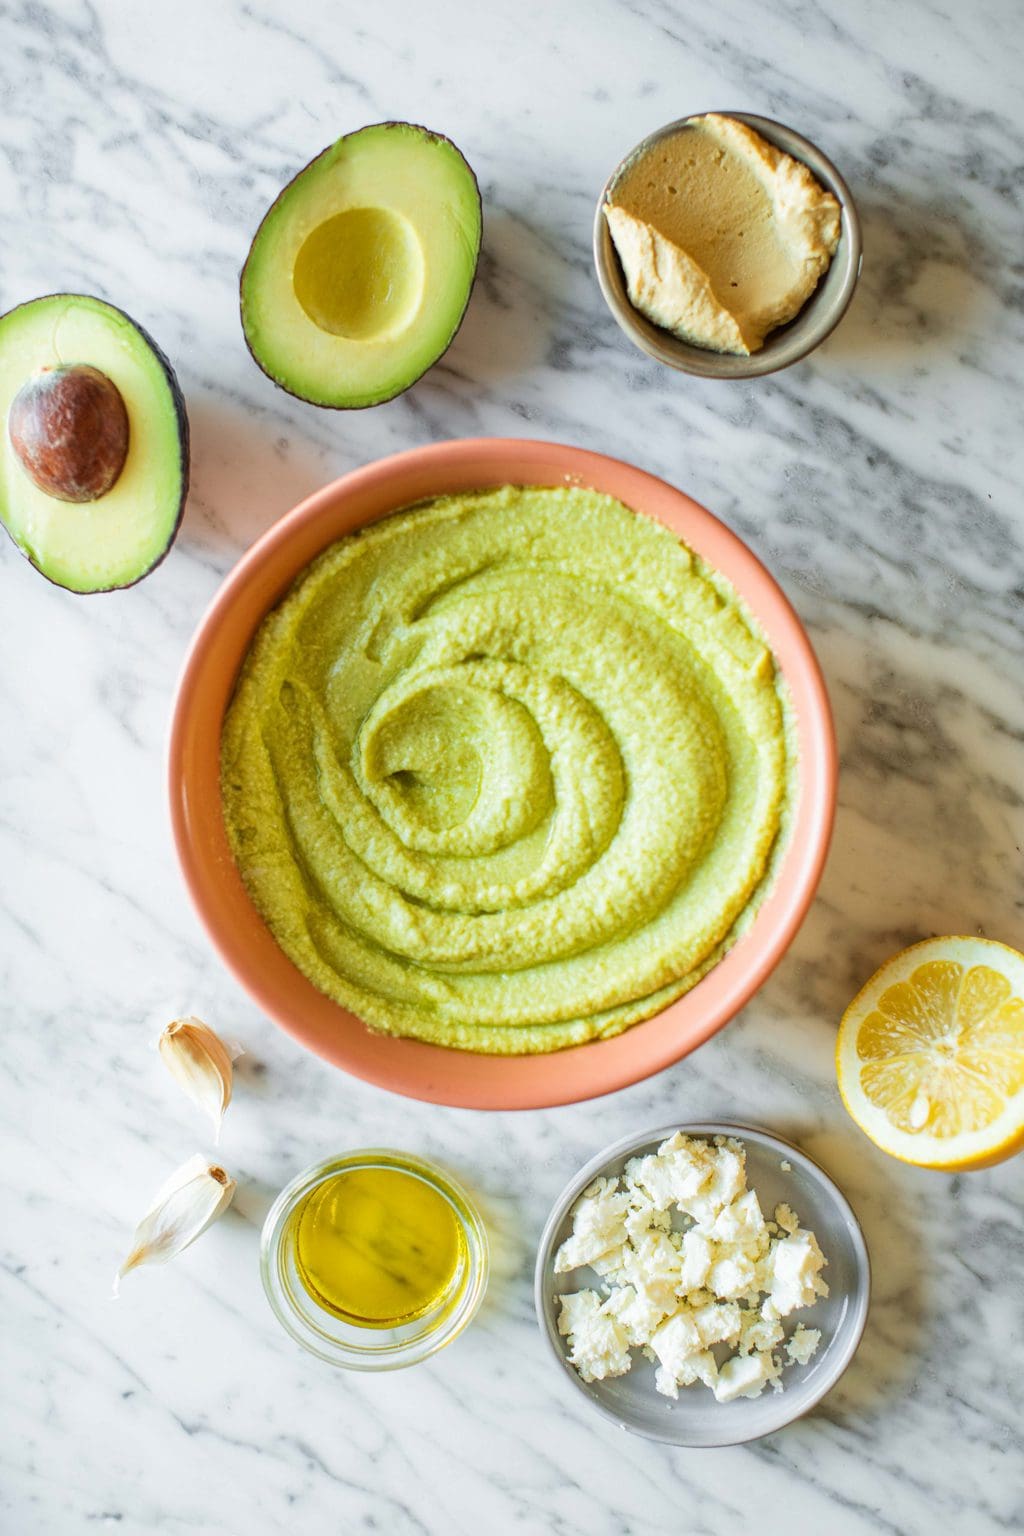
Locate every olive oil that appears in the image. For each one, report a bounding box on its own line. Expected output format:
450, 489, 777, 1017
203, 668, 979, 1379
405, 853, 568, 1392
292, 1165, 464, 1328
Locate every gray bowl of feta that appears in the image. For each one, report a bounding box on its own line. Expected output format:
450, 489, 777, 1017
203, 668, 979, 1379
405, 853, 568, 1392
534, 1122, 870, 1447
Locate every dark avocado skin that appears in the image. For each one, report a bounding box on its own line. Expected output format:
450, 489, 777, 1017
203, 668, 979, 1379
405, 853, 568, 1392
240, 122, 483, 410
0, 293, 190, 594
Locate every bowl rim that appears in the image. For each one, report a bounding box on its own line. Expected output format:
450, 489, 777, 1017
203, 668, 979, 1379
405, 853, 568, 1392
168, 436, 837, 1109
533, 1120, 872, 1446
594, 110, 863, 380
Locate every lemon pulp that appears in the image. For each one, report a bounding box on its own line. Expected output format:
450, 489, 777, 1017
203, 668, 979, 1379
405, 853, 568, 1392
837, 935, 1024, 1170
292, 1166, 463, 1327
856, 957, 1024, 1137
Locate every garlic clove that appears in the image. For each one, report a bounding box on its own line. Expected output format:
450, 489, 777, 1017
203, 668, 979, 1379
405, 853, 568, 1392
115, 1154, 236, 1295
158, 1016, 238, 1142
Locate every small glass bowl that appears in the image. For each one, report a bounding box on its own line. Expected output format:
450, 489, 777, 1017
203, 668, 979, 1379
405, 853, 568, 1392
260, 1148, 489, 1370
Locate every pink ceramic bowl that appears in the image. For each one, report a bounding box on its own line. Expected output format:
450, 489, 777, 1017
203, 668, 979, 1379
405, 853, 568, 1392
168, 439, 835, 1109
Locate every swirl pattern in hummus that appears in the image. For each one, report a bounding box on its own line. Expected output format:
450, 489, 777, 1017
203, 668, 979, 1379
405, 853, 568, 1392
221, 486, 792, 1054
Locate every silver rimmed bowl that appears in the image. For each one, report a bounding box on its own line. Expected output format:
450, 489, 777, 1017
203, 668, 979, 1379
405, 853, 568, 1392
535, 1121, 870, 1446
594, 112, 862, 379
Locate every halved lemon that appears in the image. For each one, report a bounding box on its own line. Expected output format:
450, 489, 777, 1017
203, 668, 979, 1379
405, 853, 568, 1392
836, 936, 1024, 1171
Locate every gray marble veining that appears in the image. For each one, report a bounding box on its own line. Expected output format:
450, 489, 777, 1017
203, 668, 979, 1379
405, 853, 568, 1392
2, 0, 1023, 1532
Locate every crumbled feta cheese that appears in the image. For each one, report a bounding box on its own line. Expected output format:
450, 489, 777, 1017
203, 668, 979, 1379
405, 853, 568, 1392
557, 1289, 598, 1337
765, 1231, 829, 1317
627, 1136, 711, 1210
650, 1309, 702, 1371
786, 1325, 822, 1366
553, 1132, 828, 1405
707, 1251, 758, 1301
556, 1291, 631, 1382
648, 1312, 723, 1399
554, 1178, 630, 1272
677, 1229, 713, 1292
692, 1300, 742, 1347
774, 1202, 800, 1236
603, 1283, 673, 1345
655, 1349, 718, 1399
714, 1350, 780, 1403
624, 1199, 672, 1244
619, 1230, 683, 1307
702, 1144, 746, 1214
590, 1244, 628, 1280
738, 1307, 784, 1355
710, 1188, 767, 1252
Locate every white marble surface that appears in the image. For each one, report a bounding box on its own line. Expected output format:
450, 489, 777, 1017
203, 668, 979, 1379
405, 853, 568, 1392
3, 0, 1023, 1531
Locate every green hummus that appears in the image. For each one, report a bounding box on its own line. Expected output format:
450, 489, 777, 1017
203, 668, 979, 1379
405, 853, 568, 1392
221, 485, 791, 1054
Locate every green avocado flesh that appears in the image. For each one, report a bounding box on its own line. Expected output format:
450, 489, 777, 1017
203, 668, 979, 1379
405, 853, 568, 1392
0, 294, 188, 593
241, 123, 482, 408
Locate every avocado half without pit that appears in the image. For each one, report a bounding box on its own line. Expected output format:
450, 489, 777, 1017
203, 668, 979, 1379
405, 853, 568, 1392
0, 294, 189, 593
241, 122, 482, 408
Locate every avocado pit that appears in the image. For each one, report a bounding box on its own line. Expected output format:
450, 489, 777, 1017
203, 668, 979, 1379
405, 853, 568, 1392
9, 363, 130, 503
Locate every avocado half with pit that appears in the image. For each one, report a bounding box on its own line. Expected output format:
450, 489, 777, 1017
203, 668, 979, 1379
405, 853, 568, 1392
0, 294, 189, 593
241, 122, 482, 408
